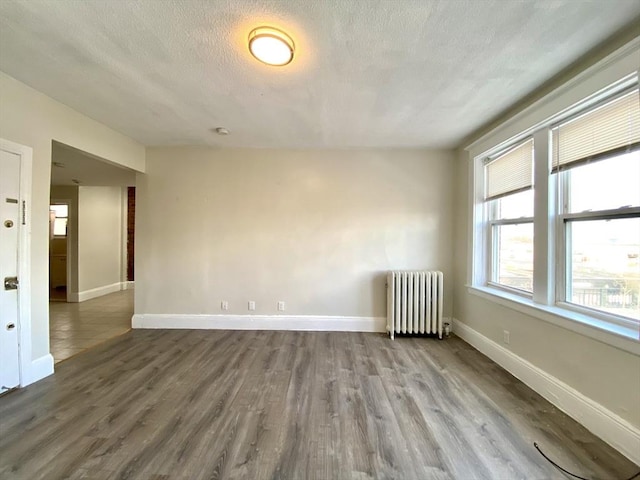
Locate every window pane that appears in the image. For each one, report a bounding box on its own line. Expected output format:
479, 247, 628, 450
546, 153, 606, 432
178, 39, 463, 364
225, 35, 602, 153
568, 217, 640, 321
494, 223, 533, 292
494, 189, 534, 219
50, 204, 68, 218
568, 151, 640, 213
53, 218, 67, 236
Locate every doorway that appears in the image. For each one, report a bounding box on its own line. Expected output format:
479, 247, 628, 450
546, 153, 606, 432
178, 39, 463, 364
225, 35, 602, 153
49, 141, 136, 363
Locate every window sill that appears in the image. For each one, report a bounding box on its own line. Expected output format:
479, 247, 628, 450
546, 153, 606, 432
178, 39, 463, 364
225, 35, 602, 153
467, 285, 640, 355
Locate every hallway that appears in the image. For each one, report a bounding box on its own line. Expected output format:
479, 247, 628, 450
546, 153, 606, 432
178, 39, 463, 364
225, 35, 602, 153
49, 289, 133, 363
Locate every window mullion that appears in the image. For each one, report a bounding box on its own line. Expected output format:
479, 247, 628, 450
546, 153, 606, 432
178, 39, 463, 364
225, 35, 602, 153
565, 219, 573, 306
555, 170, 571, 307
490, 224, 498, 283
533, 129, 552, 304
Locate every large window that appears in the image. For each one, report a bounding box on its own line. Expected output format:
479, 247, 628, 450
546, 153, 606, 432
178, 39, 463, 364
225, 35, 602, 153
474, 80, 640, 335
484, 140, 534, 292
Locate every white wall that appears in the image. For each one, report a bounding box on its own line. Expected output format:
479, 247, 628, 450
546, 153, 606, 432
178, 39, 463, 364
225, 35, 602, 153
77, 187, 123, 293
453, 150, 640, 427
136, 147, 454, 325
0, 72, 144, 367
452, 150, 640, 463
451, 38, 640, 461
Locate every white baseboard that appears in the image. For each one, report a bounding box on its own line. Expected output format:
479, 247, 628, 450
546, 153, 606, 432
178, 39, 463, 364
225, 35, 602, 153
21, 353, 54, 387
452, 318, 640, 465
132, 314, 386, 333
68, 282, 125, 302
123, 281, 135, 290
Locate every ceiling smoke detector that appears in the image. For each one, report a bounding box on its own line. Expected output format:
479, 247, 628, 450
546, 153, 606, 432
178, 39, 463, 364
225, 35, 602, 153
248, 26, 295, 66
214, 127, 230, 136
52, 162, 65, 168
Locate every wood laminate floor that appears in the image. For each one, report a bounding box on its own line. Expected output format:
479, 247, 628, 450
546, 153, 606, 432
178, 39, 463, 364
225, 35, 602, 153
0, 330, 637, 480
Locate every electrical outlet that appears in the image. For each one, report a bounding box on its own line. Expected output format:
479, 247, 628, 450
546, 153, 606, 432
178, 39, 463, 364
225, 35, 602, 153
277, 301, 285, 311
248, 301, 256, 311
221, 301, 229, 311
503, 330, 510, 345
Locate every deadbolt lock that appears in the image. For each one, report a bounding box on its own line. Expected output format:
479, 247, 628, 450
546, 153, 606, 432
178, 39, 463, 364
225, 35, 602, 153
3, 220, 13, 228
6, 323, 15, 331
4, 277, 18, 290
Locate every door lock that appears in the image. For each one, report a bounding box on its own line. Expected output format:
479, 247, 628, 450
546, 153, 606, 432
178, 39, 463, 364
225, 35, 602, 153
6, 323, 15, 330
4, 220, 13, 228
4, 277, 18, 290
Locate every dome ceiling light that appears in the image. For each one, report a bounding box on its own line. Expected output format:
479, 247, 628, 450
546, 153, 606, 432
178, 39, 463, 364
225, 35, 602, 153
248, 26, 295, 66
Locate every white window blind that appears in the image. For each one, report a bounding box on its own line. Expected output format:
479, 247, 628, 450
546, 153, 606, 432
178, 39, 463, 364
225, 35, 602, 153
552, 88, 640, 172
484, 138, 534, 200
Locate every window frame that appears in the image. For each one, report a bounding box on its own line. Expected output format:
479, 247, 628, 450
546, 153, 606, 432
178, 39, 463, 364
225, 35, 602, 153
483, 138, 535, 294
487, 216, 535, 296
555, 172, 640, 329
50, 204, 69, 238
471, 75, 640, 347
552, 85, 640, 326
49, 202, 69, 238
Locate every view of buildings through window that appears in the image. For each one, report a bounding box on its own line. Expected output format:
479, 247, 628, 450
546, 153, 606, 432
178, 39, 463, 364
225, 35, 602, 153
494, 151, 639, 320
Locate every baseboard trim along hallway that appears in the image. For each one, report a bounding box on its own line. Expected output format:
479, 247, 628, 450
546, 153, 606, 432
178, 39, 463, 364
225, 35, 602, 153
452, 318, 640, 465
68, 282, 127, 303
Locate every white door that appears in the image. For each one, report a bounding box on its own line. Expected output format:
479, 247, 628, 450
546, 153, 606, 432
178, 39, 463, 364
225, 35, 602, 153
0, 149, 21, 392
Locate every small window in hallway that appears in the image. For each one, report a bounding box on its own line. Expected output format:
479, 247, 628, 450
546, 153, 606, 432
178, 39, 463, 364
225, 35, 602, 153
50, 204, 68, 237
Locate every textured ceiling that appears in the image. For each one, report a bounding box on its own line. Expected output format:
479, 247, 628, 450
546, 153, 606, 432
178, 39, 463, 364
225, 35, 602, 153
51, 142, 136, 187
1, 0, 639, 149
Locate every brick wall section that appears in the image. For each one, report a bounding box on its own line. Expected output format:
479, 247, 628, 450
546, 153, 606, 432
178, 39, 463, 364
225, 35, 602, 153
127, 186, 135, 281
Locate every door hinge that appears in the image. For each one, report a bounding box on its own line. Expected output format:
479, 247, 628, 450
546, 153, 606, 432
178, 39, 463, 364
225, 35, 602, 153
21, 200, 26, 225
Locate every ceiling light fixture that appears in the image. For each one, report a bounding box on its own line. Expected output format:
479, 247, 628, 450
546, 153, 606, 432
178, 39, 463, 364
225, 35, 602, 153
52, 162, 65, 168
248, 26, 295, 66
214, 127, 230, 135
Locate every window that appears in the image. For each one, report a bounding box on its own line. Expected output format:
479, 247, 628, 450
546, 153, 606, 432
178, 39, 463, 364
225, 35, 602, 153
473, 79, 640, 336
554, 90, 640, 322
50, 204, 68, 237
565, 216, 639, 320
484, 139, 534, 292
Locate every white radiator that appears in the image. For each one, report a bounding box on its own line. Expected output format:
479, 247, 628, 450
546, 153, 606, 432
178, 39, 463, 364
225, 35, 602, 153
387, 271, 444, 340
